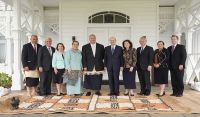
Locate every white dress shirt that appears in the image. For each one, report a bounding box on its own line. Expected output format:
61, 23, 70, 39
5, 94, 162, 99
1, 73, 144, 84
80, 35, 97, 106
31, 43, 37, 52
90, 43, 96, 57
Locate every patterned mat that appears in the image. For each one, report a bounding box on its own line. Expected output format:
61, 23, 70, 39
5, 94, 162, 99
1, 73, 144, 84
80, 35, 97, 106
18, 94, 173, 112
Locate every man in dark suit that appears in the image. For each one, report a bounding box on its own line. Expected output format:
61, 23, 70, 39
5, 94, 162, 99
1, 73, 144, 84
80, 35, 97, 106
21, 35, 42, 97
82, 34, 105, 96
38, 38, 55, 96
168, 35, 187, 97
136, 36, 154, 96
104, 36, 123, 96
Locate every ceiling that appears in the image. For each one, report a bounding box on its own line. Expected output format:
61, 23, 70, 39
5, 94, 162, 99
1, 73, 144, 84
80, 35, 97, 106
39, 0, 179, 7
159, 0, 179, 6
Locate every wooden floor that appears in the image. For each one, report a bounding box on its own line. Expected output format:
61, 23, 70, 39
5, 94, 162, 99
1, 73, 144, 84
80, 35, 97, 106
0, 84, 200, 114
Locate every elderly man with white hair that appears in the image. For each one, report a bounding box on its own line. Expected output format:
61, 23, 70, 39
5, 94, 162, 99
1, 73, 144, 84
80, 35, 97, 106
38, 37, 55, 96
104, 36, 123, 96
136, 36, 153, 96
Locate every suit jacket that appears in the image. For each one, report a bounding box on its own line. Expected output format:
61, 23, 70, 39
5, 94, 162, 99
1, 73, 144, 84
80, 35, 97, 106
21, 43, 42, 70
136, 45, 154, 70
167, 44, 187, 69
38, 46, 55, 71
82, 43, 105, 71
104, 45, 123, 70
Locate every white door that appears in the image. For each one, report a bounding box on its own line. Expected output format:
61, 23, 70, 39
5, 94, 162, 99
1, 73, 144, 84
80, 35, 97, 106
87, 27, 131, 80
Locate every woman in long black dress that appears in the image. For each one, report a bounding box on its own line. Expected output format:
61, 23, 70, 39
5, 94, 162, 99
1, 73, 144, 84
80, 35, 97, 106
153, 41, 169, 97
122, 40, 137, 96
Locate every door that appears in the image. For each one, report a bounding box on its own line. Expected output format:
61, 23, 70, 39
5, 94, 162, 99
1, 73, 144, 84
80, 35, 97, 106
87, 27, 131, 80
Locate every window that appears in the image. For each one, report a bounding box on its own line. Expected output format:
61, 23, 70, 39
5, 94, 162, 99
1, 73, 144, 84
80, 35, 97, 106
88, 11, 130, 23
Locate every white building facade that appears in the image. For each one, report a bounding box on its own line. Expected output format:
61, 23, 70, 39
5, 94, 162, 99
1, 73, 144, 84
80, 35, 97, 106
0, 0, 199, 90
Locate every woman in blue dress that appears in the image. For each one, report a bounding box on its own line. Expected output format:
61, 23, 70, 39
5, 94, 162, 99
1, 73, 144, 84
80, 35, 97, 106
64, 41, 82, 96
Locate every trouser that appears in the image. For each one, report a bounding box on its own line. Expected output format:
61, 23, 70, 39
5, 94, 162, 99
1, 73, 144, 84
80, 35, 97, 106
137, 69, 151, 94
39, 69, 53, 95
107, 67, 120, 94
170, 69, 184, 95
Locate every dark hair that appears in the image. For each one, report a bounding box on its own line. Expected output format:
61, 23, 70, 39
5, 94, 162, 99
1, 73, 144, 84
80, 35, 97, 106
157, 40, 165, 45
56, 43, 65, 51
171, 35, 179, 40
122, 39, 133, 49
72, 40, 79, 45
31, 35, 38, 39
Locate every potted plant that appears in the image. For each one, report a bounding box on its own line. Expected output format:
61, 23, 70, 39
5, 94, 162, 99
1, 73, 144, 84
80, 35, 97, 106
0, 72, 12, 97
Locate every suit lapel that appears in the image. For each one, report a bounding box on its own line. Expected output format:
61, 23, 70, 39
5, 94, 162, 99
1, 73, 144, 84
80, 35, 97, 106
95, 44, 98, 57
29, 43, 37, 55
172, 44, 178, 55
108, 46, 112, 55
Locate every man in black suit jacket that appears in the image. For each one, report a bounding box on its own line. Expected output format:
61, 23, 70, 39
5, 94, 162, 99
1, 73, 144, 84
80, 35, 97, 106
38, 38, 55, 96
136, 36, 154, 96
21, 35, 42, 97
168, 35, 187, 97
82, 34, 105, 96
104, 36, 123, 96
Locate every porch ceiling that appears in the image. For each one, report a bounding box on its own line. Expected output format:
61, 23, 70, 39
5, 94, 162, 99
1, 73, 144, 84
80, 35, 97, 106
39, 0, 179, 7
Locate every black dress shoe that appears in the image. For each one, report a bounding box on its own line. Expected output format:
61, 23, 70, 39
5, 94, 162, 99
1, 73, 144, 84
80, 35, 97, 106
61, 93, 66, 95
86, 92, 91, 96
170, 93, 176, 96
130, 94, 134, 96
95, 91, 101, 96
137, 92, 144, 95
176, 94, 183, 97
46, 93, 52, 95
144, 93, 150, 96
108, 93, 115, 96
124, 93, 129, 96
74, 94, 81, 96
115, 93, 119, 96
158, 92, 165, 97
39, 94, 45, 96
56, 94, 61, 96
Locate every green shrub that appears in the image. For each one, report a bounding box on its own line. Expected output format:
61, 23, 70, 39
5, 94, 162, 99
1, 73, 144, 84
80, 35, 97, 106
0, 72, 12, 88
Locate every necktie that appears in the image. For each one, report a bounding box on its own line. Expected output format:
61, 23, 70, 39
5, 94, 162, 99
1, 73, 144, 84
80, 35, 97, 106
48, 47, 52, 56
33, 44, 37, 53
140, 47, 143, 54
111, 47, 115, 55
172, 46, 175, 53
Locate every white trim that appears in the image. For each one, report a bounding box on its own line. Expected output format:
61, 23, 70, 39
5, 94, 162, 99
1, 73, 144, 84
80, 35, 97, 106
59, 0, 62, 42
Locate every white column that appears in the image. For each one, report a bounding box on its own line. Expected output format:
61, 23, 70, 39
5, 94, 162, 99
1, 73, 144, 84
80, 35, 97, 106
185, 29, 194, 54
11, 0, 23, 90
185, 29, 194, 84
5, 11, 12, 75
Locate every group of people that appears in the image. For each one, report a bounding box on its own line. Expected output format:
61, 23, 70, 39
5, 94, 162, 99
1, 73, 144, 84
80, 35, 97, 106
21, 34, 187, 98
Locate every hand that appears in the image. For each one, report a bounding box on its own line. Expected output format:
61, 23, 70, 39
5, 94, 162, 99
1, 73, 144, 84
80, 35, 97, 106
24, 67, 29, 71
120, 67, 123, 71
129, 67, 134, 72
179, 65, 184, 70
54, 68, 58, 74
39, 67, 43, 72
147, 66, 152, 71
83, 67, 87, 71
104, 67, 107, 71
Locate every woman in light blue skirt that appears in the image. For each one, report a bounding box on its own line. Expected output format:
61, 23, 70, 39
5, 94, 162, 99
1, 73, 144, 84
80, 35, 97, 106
64, 41, 82, 96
